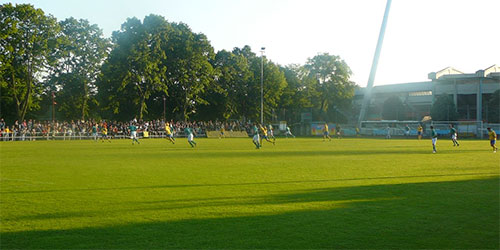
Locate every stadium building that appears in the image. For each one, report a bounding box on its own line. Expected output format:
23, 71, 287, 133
354, 65, 500, 122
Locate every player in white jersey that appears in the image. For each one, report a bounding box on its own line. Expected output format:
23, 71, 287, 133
285, 126, 295, 138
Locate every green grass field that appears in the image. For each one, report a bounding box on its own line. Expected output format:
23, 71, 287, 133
1, 137, 499, 249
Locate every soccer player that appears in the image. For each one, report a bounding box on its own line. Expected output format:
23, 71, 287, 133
111, 125, 118, 139
323, 123, 331, 141
430, 125, 438, 153
259, 124, 275, 145
385, 125, 391, 139
129, 123, 140, 145
252, 123, 261, 149
108, 125, 114, 139
336, 124, 342, 139
220, 126, 225, 139
268, 124, 276, 142
164, 122, 175, 144
92, 123, 98, 142
285, 126, 295, 138
487, 127, 497, 153
404, 124, 410, 138
449, 124, 459, 147
185, 126, 197, 147
101, 125, 111, 143
417, 125, 423, 140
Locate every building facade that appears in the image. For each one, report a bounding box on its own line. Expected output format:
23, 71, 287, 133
354, 65, 500, 122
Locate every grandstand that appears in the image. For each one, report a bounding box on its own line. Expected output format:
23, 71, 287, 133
354, 65, 500, 121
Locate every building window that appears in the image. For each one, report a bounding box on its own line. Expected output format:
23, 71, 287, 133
409, 91, 432, 96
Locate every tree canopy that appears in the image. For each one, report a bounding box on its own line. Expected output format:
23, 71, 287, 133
431, 94, 458, 121
303, 53, 356, 122
382, 96, 406, 120
486, 89, 500, 123
0, 3, 357, 124
48, 17, 110, 120
0, 3, 60, 121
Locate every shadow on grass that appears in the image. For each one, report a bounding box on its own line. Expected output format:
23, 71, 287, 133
1, 172, 497, 194
1, 177, 498, 249
154, 148, 487, 159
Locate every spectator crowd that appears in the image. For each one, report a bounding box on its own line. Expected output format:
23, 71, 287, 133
0, 118, 253, 141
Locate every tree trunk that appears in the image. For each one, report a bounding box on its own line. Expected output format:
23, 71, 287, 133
12, 71, 22, 120
183, 89, 189, 122
19, 62, 33, 121
182, 101, 188, 122
139, 94, 146, 120
81, 80, 88, 120
81, 97, 87, 121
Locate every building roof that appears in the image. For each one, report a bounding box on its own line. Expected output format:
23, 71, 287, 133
355, 65, 499, 96
484, 64, 500, 78
428, 67, 464, 80
355, 81, 432, 95
428, 65, 500, 80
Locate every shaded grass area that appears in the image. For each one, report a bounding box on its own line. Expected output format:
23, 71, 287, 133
1, 138, 499, 248
1, 178, 498, 249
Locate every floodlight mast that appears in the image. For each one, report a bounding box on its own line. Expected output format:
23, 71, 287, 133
357, 0, 392, 127
260, 47, 265, 125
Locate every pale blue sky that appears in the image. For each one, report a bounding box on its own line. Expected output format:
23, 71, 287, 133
7, 0, 500, 86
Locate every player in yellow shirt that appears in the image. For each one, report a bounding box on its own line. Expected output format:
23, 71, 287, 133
259, 124, 275, 145
417, 125, 423, 140
323, 123, 331, 141
487, 127, 497, 153
101, 126, 111, 143
3, 127, 11, 141
165, 122, 175, 144
219, 126, 225, 139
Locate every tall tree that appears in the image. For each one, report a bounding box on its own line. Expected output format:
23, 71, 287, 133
196, 49, 251, 120
382, 96, 406, 120
232, 45, 287, 122
47, 17, 110, 120
486, 89, 500, 123
431, 94, 458, 121
259, 59, 288, 122
162, 22, 215, 121
98, 15, 169, 120
279, 64, 315, 122
303, 53, 356, 121
230, 46, 257, 121
0, 3, 60, 122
